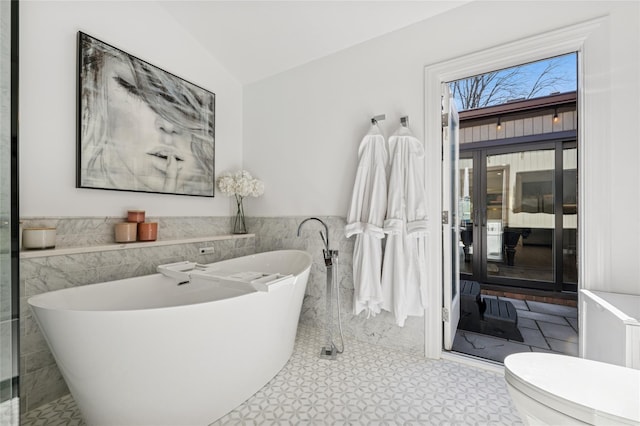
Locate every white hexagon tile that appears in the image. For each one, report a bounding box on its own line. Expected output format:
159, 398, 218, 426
22, 325, 522, 425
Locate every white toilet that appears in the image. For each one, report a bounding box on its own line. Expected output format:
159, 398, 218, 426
504, 352, 640, 425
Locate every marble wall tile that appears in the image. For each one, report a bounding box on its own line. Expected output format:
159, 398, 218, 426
156, 216, 233, 240
247, 216, 425, 355
20, 217, 234, 249
20, 364, 68, 414
23, 350, 56, 376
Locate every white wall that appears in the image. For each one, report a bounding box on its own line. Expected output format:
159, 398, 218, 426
244, 1, 640, 295
597, 2, 640, 294
18, 0, 640, 295
20, 1, 243, 217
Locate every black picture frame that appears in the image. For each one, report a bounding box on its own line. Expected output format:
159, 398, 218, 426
76, 32, 216, 197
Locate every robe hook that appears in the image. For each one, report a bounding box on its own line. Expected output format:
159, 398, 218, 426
371, 114, 386, 125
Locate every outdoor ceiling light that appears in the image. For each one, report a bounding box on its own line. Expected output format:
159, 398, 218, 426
553, 108, 559, 123
497, 117, 502, 130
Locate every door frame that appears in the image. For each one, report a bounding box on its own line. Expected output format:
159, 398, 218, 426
423, 18, 603, 360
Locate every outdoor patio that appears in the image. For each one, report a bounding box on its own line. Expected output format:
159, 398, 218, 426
452, 295, 578, 363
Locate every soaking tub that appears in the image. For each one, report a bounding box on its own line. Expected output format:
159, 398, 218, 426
581, 289, 640, 369
28, 250, 312, 425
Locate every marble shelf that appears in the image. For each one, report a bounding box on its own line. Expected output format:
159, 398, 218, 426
19, 234, 255, 259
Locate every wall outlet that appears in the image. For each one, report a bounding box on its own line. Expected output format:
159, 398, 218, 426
199, 247, 215, 254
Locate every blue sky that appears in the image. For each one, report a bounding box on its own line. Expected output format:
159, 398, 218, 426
521, 53, 577, 93
451, 52, 577, 111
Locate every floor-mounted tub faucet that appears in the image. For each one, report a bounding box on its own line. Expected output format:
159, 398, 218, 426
297, 217, 344, 359
297, 217, 330, 257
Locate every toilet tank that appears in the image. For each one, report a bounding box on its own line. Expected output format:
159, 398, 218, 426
581, 289, 640, 369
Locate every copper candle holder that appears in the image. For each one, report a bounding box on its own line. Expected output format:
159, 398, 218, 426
137, 222, 158, 242
127, 210, 146, 223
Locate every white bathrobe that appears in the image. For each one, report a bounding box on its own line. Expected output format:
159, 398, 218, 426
345, 124, 388, 317
381, 126, 428, 327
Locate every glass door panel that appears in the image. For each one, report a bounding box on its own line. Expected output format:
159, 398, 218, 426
458, 157, 473, 275
563, 147, 578, 284
484, 150, 556, 282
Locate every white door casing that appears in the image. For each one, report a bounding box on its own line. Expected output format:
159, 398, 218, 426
423, 18, 603, 360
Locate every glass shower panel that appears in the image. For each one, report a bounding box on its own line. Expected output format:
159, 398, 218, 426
485, 150, 556, 282
0, 0, 17, 421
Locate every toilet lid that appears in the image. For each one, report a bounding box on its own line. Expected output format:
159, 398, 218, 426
504, 353, 640, 424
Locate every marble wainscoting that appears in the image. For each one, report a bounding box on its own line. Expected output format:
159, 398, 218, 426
246, 216, 425, 356
20, 216, 235, 248
19, 216, 255, 414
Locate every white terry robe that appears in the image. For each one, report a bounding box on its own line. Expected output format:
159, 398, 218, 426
345, 124, 388, 317
381, 126, 428, 327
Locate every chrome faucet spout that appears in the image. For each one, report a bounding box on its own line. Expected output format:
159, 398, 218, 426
297, 217, 330, 252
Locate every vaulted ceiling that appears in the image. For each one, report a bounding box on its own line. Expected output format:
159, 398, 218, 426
159, 1, 471, 84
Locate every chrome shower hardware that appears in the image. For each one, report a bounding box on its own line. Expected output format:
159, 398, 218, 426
297, 217, 345, 360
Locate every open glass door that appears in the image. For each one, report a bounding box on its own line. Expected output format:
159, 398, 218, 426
442, 85, 460, 350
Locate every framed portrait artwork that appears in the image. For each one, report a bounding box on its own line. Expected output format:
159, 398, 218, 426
76, 32, 216, 197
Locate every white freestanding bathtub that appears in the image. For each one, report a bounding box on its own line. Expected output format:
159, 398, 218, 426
28, 250, 312, 426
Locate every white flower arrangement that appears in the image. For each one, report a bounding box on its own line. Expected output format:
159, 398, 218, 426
216, 170, 264, 234
216, 170, 264, 198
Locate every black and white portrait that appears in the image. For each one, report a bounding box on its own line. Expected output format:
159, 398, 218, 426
77, 32, 215, 196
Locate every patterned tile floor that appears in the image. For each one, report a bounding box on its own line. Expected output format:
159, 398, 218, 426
453, 297, 578, 363
22, 324, 522, 425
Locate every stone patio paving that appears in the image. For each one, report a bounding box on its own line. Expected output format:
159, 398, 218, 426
452, 296, 578, 363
